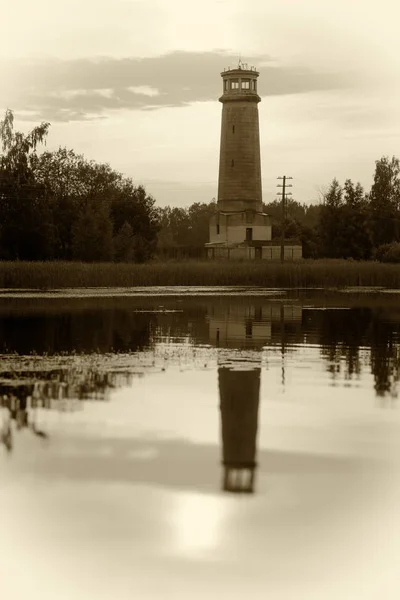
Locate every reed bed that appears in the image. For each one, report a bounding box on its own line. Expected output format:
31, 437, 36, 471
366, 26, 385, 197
0, 259, 400, 289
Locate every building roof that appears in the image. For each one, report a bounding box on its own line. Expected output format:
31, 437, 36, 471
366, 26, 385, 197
211, 210, 270, 217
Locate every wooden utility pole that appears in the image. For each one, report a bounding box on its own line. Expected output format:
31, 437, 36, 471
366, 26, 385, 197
277, 176, 293, 263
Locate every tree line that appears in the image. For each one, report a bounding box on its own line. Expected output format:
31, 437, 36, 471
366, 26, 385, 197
0, 110, 159, 262
152, 157, 400, 262
313, 158, 400, 261
1, 109, 400, 262
156, 157, 400, 263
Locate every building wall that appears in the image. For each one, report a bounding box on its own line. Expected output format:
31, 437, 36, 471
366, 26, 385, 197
217, 100, 262, 213
226, 212, 269, 227
226, 225, 271, 243
230, 247, 254, 259
209, 211, 271, 244
209, 212, 226, 244
209, 223, 271, 244
209, 303, 303, 324
209, 318, 272, 346
261, 245, 303, 260
208, 304, 303, 347
207, 245, 303, 260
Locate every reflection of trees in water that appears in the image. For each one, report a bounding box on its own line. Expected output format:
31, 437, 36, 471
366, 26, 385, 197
0, 365, 136, 449
0, 310, 158, 355
309, 307, 400, 399
370, 317, 400, 399
152, 305, 209, 345
1, 295, 400, 401
315, 308, 371, 379
0, 296, 303, 354
0, 368, 134, 409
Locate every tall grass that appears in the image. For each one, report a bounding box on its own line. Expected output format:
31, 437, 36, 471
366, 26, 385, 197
0, 259, 400, 289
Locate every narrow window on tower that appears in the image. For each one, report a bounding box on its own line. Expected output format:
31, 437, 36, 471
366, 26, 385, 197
232, 125, 235, 134
245, 320, 253, 339
216, 224, 220, 235
231, 159, 234, 167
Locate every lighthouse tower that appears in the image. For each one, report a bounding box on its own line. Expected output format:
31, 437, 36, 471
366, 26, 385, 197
206, 61, 272, 259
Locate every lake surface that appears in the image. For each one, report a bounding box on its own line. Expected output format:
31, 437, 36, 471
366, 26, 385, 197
1, 288, 400, 599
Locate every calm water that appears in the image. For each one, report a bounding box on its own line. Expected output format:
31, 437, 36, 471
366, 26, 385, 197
1, 288, 400, 599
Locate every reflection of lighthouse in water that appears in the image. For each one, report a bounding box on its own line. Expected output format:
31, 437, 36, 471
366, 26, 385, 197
218, 363, 261, 493
209, 301, 302, 349
212, 300, 302, 493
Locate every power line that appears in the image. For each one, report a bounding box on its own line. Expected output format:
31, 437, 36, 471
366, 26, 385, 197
277, 176, 293, 263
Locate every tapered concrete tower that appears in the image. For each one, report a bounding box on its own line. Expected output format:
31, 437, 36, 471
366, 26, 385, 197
206, 61, 272, 259
218, 63, 262, 212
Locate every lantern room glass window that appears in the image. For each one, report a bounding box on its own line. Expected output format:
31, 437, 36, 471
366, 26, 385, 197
230, 79, 239, 90
241, 79, 250, 90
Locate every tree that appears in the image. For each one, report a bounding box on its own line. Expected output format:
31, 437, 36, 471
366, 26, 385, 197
187, 201, 217, 246
369, 156, 400, 247
374, 242, 400, 263
0, 110, 160, 263
0, 109, 50, 183
32, 147, 159, 262
344, 179, 365, 209
299, 224, 320, 258
0, 109, 55, 259
318, 178, 344, 257
155, 206, 176, 249
340, 179, 372, 259
155, 200, 217, 251
113, 221, 135, 262
30, 148, 91, 258
110, 183, 159, 260
71, 197, 114, 262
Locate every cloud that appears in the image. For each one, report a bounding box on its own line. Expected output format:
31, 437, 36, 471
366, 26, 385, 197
1, 50, 359, 123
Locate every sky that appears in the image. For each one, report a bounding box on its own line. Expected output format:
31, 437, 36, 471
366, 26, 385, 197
2, 0, 400, 208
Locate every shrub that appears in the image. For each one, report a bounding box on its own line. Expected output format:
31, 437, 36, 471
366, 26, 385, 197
375, 243, 400, 263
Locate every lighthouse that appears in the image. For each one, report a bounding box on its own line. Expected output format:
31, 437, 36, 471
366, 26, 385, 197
206, 61, 272, 259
